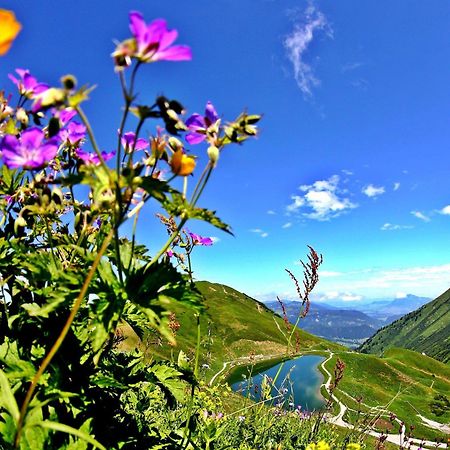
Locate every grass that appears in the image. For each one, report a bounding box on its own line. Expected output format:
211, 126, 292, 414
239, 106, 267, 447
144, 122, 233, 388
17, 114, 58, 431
360, 288, 450, 364
325, 349, 450, 442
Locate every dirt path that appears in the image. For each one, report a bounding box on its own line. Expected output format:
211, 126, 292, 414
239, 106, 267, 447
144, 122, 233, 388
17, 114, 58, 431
321, 352, 447, 449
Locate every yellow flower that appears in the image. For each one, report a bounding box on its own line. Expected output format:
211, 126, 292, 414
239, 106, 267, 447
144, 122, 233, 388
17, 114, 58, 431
170, 149, 196, 176
306, 441, 330, 450
346, 444, 361, 450
0, 9, 21, 56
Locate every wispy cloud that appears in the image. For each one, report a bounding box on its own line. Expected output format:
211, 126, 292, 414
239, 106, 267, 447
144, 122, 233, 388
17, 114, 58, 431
267, 210, 276, 215
318, 291, 363, 302
341, 62, 364, 73
282, 222, 292, 229
286, 195, 305, 213
411, 210, 430, 222
381, 223, 413, 231
362, 184, 385, 198
316, 263, 450, 298
439, 205, 450, 215
393, 182, 400, 191
320, 270, 343, 277
283, 4, 331, 97
249, 228, 269, 238
287, 174, 357, 221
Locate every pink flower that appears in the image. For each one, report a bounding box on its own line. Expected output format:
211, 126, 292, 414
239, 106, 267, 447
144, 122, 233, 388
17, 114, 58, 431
1, 127, 58, 169
128, 12, 192, 62
75, 148, 115, 166
188, 231, 213, 246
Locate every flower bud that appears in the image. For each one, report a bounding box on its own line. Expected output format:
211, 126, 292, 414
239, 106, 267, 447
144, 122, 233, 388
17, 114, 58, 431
16, 107, 28, 126
207, 145, 219, 167
168, 137, 183, 152
61, 74, 77, 90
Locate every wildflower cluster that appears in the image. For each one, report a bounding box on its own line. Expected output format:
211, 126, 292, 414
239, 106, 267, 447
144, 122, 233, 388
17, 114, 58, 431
0, 9, 261, 450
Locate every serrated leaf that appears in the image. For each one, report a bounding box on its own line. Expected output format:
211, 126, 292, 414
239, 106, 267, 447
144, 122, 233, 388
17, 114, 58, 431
188, 207, 233, 234
139, 177, 179, 204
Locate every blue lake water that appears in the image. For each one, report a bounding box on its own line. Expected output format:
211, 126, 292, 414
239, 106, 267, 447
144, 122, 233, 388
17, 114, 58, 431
230, 355, 326, 411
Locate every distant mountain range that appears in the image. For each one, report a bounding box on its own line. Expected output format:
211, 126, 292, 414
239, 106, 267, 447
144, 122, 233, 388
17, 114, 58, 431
359, 288, 450, 364
265, 294, 432, 348
266, 301, 382, 348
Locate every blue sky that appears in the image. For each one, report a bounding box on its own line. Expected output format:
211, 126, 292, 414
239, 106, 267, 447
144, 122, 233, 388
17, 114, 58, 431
1, 0, 449, 302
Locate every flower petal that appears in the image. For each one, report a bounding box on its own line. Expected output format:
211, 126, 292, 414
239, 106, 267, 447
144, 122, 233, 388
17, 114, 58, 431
129, 11, 147, 44
158, 28, 178, 51
185, 132, 205, 145
20, 127, 44, 149
205, 101, 219, 124
154, 45, 192, 61
185, 113, 204, 129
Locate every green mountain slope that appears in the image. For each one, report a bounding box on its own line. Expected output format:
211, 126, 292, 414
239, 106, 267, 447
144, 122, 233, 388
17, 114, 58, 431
122, 281, 342, 373
325, 347, 450, 441
359, 288, 450, 364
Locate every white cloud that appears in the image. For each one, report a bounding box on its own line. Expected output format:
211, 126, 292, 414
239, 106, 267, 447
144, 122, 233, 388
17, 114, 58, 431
318, 264, 450, 296
342, 169, 353, 176
318, 291, 363, 302
411, 210, 430, 222
288, 174, 357, 221
282, 222, 292, 229
286, 195, 305, 213
283, 4, 331, 97
250, 228, 269, 238
210, 237, 221, 244
267, 210, 276, 215
393, 182, 400, 191
439, 205, 450, 215
396, 292, 407, 298
362, 184, 385, 198
320, 270, 343, 277
381, 223, 413, 231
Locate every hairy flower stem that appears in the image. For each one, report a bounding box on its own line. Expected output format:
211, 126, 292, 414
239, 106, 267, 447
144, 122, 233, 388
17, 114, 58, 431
75, 106, 108, 169
14, 230, 114, 448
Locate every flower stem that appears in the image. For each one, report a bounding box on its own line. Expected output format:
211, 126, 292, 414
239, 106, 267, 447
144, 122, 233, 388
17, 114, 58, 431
75, 106, 108, 169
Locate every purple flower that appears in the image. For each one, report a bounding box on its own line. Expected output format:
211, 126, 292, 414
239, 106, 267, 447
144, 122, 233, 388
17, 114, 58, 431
8, 69, 49, 98
1, 127, 59, 169
129, 11, 192, 62
166, 249, 174, 258
55, 108, 77, 126
121, 131, 149, 152
185, 102, 220, 145
60, 121, 86, 145
75, 149, 115, 166
189, 231, 213, 246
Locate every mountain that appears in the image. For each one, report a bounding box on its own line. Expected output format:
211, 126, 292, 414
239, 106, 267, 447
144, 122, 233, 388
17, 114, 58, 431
359, 294, 432, 322
121, 281, 342, 373
266, 300, 383, 348
319, 294, 431, 324
359, 288, 450, 364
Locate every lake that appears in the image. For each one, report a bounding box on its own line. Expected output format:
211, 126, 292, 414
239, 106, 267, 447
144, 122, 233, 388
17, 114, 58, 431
230, 355, 326, 411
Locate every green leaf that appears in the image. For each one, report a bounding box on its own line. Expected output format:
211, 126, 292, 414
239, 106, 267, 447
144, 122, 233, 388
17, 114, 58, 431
68, 84, 96, 107
33, 420, 106, 450
0, 368, 20, 424
139, 177, 180, 204
149, 363, 186, 404
187, 207, 233, 235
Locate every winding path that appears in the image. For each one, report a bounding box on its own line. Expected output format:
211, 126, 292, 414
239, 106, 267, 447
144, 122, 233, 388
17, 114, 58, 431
320, 352, 447, 449
211, 351, 448, 449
